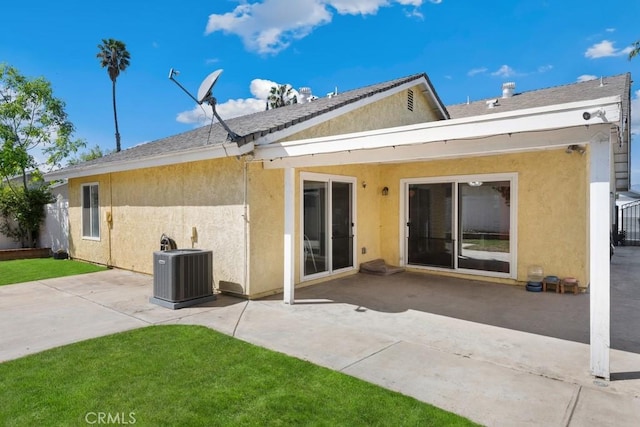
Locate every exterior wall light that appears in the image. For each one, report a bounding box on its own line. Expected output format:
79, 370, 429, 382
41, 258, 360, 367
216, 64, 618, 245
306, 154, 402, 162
565, 144, 586, 155
382, 186, 389, 196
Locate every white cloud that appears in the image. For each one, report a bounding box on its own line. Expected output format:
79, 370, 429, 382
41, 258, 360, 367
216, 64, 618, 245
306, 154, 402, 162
584, 40, 633, 59
176, 78, 298, 125
577, 74, 597, 82
403, 7, 424, 19
491, 65, 517, 78
205, 0, 435, 55
249, 78, 280, 99
467, 67, 487, 77
176, 99, 266, 125
537, 64, 553, 73
605, 28, 615, 33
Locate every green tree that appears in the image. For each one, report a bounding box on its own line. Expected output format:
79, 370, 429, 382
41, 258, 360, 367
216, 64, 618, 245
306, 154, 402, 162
67, 144, 109, 166
97, 38, 130, 152
0, 184, 53, 247
267, 84, 297, 110
0, 63, 83, 247
630, 41, 640, 60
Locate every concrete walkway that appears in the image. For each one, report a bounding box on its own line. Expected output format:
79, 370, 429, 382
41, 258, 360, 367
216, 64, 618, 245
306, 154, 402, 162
1, 252, 640, 426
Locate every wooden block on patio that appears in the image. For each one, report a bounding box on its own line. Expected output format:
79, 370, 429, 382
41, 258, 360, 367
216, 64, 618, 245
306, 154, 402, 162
560, 277, 580, 294
542, 276, 560, 293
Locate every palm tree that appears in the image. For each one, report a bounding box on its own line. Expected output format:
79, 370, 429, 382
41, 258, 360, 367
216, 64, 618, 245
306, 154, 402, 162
629, 40, 640, 60
97, 39, 130, 152
267, 84, 297, 110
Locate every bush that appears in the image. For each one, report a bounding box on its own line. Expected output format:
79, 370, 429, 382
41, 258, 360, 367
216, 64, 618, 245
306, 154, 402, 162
0, 184, 53, 248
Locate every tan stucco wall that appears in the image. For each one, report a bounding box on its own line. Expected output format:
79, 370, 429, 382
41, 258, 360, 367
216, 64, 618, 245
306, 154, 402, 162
68, 157, 249, 293
254, 148, 588, 296
68, 174, 112, 266
69, 147, 590, 299
246, 163, 284, 297
281, 86, 441, 142
377, 149, 588, 285
240, 163, 385, 298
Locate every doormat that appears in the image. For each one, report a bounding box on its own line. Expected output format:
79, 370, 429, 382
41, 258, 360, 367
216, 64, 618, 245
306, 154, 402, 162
359, 259, 405, 276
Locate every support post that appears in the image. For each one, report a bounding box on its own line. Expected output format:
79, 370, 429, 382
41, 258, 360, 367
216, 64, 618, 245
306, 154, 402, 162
589, 135, 611, 379
283, 167, 295, 304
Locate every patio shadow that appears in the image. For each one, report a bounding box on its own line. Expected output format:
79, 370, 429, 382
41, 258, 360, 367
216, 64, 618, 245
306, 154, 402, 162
264, 262, 640, 355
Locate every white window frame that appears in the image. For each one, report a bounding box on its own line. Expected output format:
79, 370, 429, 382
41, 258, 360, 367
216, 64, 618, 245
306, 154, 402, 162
300, 172, 357, 282
81, 183, 100, 240
399, 173, 518, 279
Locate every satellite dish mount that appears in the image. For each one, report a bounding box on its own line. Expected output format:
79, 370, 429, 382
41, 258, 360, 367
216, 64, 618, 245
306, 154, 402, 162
168, 68, 240, 142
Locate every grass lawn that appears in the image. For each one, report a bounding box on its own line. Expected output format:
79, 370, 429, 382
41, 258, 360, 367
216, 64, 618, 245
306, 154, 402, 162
0, 258, 107, 286
463, 239, 510, 253
0, 325, 478, 427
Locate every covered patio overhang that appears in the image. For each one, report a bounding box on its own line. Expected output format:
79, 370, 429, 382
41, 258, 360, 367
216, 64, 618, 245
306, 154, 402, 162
255, 95, 623, 379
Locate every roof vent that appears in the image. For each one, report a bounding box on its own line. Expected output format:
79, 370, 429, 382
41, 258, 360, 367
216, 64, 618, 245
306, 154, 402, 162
407, 89, 414, 112
486, 99, 499, 109
502, 82, 515, 98
299, 87, 313, 103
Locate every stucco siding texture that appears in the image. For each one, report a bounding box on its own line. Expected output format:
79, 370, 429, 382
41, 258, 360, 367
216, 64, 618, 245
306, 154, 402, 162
68, 174, 112, 266
246, 164, 284, 297
378, 149, 588, 286
67, 149, 589, 298
277, 149, 589, 295
69, 158, 248, 293
281, 86, 442, 142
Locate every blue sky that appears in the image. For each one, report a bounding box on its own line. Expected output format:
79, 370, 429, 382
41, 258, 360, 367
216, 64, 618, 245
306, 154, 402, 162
2, 0, 640, 186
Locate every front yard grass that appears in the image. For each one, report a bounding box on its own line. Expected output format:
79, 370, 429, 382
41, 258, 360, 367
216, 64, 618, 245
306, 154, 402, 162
0, 325, 478, 427
0, 258, 106, 286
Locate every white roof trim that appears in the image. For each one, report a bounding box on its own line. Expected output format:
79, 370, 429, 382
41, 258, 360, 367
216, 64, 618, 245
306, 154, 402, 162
257, 96, 622, 169
45, 141, 254, 181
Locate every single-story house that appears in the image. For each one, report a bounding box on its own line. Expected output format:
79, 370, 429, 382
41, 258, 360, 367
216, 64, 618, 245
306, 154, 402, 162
46, 72, 632, 379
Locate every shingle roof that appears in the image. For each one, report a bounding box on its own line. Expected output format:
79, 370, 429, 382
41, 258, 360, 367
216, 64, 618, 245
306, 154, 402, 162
61, 73, 441, 172
447, 74, 631, 119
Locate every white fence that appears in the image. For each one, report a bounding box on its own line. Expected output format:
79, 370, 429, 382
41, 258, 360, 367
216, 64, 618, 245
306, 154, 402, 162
39, 184, 69, 251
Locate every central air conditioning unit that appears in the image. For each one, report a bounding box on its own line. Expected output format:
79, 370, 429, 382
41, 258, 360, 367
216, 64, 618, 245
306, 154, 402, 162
150, 249, 216, 309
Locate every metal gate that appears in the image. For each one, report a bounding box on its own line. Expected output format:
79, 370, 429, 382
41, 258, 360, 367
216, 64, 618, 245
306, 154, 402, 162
619, 200, 640, 246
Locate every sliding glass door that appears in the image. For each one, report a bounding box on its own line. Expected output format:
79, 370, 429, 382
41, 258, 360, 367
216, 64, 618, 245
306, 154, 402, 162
302, 174, 355, 278
404, 175, 515, 278
458, 181, 511, 273
407, 183, 454, 268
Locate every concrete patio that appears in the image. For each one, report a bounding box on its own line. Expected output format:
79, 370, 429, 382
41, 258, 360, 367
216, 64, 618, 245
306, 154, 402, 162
1, 247, 639, 426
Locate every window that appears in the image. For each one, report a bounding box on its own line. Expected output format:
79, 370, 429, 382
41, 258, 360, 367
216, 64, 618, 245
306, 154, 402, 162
403, 174, 516, 278
301, 173, 356, 279
457, 180, 511, 274
82, 184, 100, 239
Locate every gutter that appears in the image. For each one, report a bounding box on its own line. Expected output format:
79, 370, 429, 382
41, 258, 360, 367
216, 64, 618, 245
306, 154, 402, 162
45, 141, 254, 181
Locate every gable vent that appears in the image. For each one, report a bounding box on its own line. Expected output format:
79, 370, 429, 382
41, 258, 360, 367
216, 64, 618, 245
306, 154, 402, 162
407, 89, 414, 112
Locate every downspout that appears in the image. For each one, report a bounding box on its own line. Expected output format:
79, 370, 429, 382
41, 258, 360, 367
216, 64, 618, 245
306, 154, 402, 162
243, 158, 249, 295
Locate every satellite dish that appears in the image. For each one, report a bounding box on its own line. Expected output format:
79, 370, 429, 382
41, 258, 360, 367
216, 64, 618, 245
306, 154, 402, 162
168, 67, 239, 142
197, 69, 223, 105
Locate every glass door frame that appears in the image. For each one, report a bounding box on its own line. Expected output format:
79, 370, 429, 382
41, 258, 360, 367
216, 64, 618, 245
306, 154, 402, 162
300, 172, 357, 281
400, 173, 517, 279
